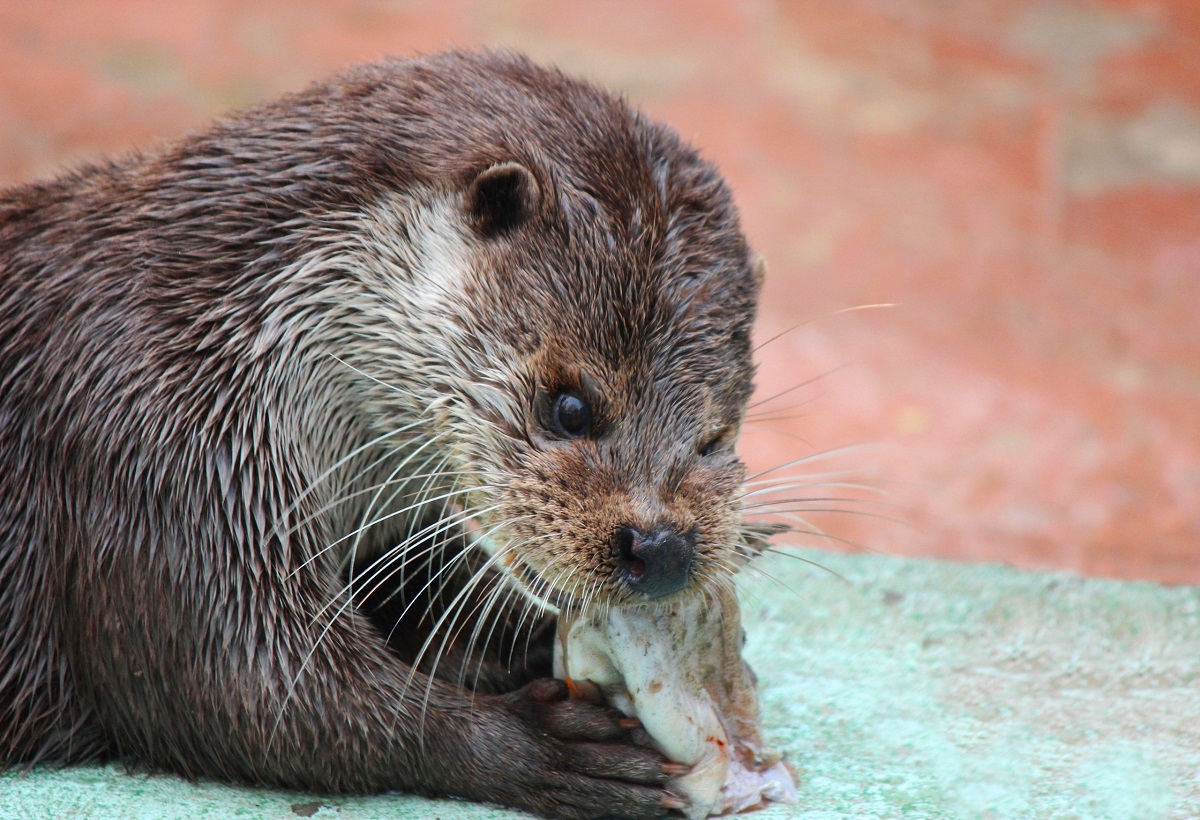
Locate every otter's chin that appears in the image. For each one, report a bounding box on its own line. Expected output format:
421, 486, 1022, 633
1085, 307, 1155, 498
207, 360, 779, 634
511, 555, 728, 616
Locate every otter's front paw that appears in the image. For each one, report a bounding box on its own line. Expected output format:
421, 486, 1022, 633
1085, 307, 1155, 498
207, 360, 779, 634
470, 678, 687, 820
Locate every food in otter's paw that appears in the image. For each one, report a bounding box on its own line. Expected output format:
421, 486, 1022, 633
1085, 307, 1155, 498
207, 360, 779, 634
553, 584, 797, 819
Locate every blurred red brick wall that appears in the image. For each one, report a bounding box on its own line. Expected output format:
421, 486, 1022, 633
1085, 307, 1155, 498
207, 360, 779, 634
2, 1, 1197, 583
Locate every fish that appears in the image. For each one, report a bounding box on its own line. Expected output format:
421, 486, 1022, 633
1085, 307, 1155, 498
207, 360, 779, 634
554, 584, 798, 818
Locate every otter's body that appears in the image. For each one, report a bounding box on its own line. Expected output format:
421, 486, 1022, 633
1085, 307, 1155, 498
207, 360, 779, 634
0, 52, 762, 819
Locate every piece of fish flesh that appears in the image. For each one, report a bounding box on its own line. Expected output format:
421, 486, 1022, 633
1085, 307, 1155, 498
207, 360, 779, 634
554, 584, 798, 819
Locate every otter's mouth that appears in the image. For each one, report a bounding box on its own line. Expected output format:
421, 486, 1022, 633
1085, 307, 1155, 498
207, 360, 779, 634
504, 550, 710, 616
464, 517, 593, 612
468, 517, 707, 614
503, 555, 584, 612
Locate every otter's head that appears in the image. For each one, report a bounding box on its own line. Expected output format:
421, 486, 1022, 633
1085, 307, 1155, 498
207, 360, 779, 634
456, 148, 761, 611
336, 53, 762, 611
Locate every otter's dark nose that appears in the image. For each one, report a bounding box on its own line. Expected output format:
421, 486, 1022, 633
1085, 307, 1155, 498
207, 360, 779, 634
614, 524, 696, 599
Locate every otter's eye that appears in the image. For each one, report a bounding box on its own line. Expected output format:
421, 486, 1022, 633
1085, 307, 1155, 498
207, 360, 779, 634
699, 429, 730, 457
550, 391, 593, 438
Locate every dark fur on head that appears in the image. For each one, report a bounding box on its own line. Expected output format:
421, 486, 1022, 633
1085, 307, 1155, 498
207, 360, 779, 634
0, 50, 763, 819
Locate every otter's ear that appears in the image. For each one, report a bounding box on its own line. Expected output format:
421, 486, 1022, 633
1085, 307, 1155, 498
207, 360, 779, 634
467, 162, 541, 237
751, 252, 767, 285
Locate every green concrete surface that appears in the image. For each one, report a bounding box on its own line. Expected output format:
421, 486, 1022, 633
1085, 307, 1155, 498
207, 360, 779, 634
3, 550, 1197, 819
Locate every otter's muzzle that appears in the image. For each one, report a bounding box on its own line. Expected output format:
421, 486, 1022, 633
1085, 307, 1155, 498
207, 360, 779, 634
613, 524, 697, 599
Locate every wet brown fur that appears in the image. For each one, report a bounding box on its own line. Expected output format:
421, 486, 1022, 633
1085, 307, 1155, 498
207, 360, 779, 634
0, 51, 761, 819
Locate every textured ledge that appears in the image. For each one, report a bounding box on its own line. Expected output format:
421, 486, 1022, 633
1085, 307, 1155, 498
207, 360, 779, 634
3, 550, 1197, 819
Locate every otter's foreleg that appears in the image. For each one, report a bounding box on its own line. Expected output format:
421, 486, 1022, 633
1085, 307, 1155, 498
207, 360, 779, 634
78, 546, 672, 819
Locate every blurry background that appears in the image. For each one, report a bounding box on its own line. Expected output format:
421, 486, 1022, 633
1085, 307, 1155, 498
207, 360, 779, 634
1, 0, 1196, 583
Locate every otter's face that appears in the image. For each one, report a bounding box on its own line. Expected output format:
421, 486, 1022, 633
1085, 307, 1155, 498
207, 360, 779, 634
438, 147, 762, 611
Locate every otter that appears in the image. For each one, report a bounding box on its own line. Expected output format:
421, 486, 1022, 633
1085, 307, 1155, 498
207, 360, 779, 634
0, 50, 765, 820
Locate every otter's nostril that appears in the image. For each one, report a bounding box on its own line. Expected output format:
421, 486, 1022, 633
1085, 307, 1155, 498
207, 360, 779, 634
612, 524, 695, 599
627, 557, 646, 583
